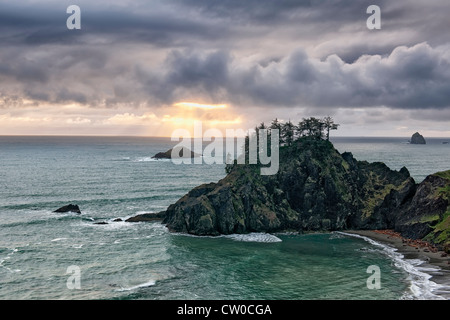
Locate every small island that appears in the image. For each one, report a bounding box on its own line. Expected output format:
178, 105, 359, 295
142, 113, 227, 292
410, 132, 426, 144
152, 146, 201, 159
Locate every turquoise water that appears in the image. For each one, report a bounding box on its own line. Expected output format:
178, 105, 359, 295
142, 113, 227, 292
0, 136, 449, 300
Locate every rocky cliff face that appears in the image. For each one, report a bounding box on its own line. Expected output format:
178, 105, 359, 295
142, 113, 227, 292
129, 138, 450, 249
160, 138, 416, 235
396, 171, 450, 250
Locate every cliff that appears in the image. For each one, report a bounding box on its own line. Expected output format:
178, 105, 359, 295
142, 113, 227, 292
129, 137, 450, 250
396, 171, 450, 250
158, 138, 415, 233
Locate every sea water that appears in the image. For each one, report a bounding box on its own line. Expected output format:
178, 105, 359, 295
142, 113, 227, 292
0, 136, 449, 300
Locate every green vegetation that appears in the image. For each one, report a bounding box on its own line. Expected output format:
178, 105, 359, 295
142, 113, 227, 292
419, 170, 450, 249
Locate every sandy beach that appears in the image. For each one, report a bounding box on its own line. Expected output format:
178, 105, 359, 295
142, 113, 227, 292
345, 230, 450, 299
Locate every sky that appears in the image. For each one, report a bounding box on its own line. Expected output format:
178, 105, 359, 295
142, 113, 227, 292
0, 0, 450, 137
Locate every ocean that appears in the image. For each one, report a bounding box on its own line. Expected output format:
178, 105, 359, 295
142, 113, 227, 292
0, 136, 449, 300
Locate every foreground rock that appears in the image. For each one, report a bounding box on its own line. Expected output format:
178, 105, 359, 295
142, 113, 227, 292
161, 138, 416, 235
128, 138, 450, 250
410, 132, 426, 144
152, 146, 201, 160
54, 204, 81, 214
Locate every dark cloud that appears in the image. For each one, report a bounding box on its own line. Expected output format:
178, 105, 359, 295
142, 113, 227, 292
141, 43, 450, 110
0, 0, 449, 113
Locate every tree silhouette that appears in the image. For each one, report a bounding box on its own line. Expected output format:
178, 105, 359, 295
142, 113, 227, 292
282, 120, 295, 146
322, 116, 339, 141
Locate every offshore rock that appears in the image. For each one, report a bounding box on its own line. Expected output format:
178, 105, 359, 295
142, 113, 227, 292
152, 146, 201, 159
410, 132, 426, 144
54, 204, 81, 214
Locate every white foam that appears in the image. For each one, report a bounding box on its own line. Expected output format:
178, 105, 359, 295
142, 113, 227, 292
116, 280, 156, 291
174, 231, 282, 243
225, 233, 282, 243
134, 157, 169, 162
51, 238, 68, 242
0, 248, 21, 273
337, 231, 447, 300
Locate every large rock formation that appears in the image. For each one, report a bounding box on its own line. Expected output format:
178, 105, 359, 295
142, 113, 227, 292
142, 139, 416, 233
128, 137, 450, 249
410, 132, 426, 144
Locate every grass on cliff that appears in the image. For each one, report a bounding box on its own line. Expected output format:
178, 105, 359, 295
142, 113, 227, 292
424, 170, 450, 249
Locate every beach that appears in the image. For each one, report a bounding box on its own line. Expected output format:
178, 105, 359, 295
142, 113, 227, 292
346, 230, 450, 299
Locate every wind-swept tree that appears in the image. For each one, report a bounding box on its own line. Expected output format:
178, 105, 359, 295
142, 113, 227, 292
322, 116, 340, 141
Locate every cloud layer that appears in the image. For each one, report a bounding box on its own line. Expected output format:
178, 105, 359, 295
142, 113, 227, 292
0, 0, 450, 135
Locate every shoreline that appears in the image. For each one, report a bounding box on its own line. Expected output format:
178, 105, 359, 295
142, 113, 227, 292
344, 230, 450, 299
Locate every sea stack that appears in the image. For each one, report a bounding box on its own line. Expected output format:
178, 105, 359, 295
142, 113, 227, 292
410, 132, 426, 144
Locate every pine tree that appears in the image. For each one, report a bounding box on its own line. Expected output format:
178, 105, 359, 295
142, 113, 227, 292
282, 120, 295, 146
322, 116, 340, 141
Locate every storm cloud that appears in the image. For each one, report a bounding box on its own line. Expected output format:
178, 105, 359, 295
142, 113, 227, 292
1, 0, 450, 134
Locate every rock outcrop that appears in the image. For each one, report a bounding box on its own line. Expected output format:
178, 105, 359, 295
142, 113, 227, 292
125, 211, 166, 222
128, 137, 450, 249
396, 171, 450, 250
135, 139, 414, 233
410, 132, 426, 144
152, 146, 201, 159
54, 204, 81, 214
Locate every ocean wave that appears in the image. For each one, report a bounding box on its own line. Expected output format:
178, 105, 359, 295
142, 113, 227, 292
336, 231, 447, 300
0, 248, 21, 273
0, 209, 82, 228
133, 157, 169, 162
224, 233, 282, 243
174, 232, 282, 243
111, 157, 131, 162
115, 280, 156, 291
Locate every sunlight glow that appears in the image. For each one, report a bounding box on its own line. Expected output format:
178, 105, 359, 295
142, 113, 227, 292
173, 102, 227, 110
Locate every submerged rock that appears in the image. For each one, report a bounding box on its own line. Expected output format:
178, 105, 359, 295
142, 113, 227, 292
126, 211, 166, 222
54, 204, 81, 214
410, 132, 426, 144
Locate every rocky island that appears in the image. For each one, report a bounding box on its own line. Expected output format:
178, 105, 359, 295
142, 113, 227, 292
128, 119, 450, 252
152, 146, 201, 159
410, 132, 426, 144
